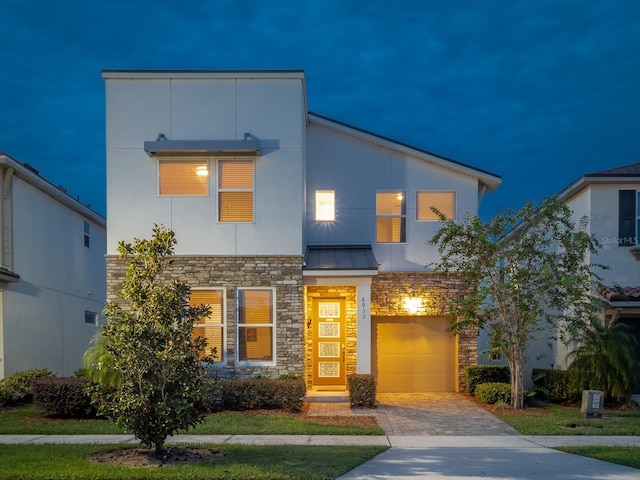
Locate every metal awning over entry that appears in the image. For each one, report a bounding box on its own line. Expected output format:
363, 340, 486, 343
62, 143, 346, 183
303, 245, 378, 276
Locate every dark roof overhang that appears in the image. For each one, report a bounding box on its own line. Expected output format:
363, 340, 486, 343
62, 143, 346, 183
303, 245, 378, 276
144, 133, 261, 157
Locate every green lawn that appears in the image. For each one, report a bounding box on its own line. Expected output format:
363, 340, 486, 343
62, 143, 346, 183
0, 405, 383, 436
0, 443, 388, 480
495, 403, 640, 436
556, 446, 640, 470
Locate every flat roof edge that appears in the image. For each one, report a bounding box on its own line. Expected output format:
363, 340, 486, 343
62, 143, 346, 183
102, 69, 306, 80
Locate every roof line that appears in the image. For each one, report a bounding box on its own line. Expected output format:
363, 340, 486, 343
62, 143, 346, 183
309, 112, 502, 181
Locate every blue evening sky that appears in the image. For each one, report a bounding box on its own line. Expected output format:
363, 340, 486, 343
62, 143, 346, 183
1, 0, 638, 218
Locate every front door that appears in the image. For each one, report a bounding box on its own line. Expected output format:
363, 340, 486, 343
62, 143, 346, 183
312, 298, 346, 388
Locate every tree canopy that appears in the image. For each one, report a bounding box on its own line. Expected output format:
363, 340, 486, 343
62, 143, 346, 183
430, 196, 604, 408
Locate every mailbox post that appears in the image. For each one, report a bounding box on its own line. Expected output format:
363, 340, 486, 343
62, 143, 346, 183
581, 390, 603, 419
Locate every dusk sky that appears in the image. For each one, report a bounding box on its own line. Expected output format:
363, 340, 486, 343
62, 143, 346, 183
1, 1, 638, 218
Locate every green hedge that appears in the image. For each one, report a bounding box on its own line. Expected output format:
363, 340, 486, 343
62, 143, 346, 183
0, 369, 54, 406
218, 377, 305, 412
31, 377, 96, 418
531, 368, 571, 402
347, 374, 376, 407
464, 365, 510, 395
475, 382, 511, 404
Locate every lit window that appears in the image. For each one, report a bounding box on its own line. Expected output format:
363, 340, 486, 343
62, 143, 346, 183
376, 191, 406, 243
417, 191, 456, 220
315, 190, 335, 221
83, 221, 90, 248
237, 288, 275, 364
190, 289, 225, 362
159, 160, 208, 196
84, 311, 98, 325
218, 160, 254, 222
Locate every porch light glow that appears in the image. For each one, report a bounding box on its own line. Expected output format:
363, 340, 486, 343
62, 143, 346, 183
316, 190, 335, 221
404, 297, 421, 314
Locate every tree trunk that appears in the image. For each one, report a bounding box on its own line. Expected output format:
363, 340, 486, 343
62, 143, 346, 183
154, 442, 167, 458
508, 358, 525, 409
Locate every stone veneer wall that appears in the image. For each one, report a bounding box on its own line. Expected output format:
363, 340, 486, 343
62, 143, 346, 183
106, 255, 304, 379
304, 286, 357, 390
371, 272, 477, 392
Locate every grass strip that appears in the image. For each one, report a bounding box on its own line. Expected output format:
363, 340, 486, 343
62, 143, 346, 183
555, 446, 640, 470
0, 443, 387, 480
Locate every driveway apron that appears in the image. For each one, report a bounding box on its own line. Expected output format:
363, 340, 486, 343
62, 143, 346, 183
306, 392, 518, 436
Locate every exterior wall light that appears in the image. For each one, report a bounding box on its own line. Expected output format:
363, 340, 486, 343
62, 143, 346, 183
315, 190, 335, 221
404, 297, 421, 314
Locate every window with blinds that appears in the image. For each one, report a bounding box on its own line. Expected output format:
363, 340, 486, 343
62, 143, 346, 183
159, 160, 209, 196
218, 160, 254, 222
190, 289, 224, 362
417, 191, 456, 220
237, 288, 274, 364
376, 191, 406, 243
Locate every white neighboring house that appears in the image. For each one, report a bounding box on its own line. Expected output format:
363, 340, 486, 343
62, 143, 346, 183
479, 163, 640, 396
0, 152, 106, 379
103, 69, 501, 394
558, 163, 640, 397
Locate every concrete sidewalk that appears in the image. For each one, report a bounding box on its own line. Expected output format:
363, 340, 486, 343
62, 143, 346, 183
1, 433, 640, 447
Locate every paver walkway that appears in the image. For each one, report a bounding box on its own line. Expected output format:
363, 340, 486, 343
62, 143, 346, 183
306, 392, 518, 436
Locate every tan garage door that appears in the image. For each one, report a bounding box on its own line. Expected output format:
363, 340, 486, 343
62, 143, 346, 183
373, 316, 457, 393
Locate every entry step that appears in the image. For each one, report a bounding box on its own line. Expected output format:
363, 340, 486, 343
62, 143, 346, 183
304, 391, 349, 403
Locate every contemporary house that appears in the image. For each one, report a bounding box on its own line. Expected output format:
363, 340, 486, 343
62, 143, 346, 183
559, 163, 640, 396
0, 152, 106, 379
103, 70, 501, 393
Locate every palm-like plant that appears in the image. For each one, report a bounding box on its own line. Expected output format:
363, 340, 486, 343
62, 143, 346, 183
567, 319, 639, 403
82, 332, 121, 388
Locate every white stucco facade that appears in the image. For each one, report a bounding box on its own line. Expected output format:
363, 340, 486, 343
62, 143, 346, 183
0, 153, 106, 379
103, 70, 502, 392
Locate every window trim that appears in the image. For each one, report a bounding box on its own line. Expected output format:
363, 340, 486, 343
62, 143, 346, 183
157, 157, 210, 197
415, 190, 457, 221
235, 287, 276, 366
191, 287, 227, 364
619, 189, 639, 246
376, 190, 407, 244
217, 158, 255, 223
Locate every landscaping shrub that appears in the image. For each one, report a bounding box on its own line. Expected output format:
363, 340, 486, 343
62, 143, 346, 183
347, 374, 376, 407
532, 368, 571, 402
31, 377, 96, 418
220, 377, 305, 412
464, 365, 510, 395
475, 382, 511, 404
0, 368, 53, 406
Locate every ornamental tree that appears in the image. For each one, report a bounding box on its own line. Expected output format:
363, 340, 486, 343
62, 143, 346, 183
98, 225, 210, 455
429, 196, 604, 409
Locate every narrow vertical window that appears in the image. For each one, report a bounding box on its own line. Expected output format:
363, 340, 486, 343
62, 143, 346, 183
315, 190, 335, 221
237, 288, 275, 364
83, 221, 90, 248
619, 190, 636, 246
376, 191, 406, 243
190, 289, 225, 362
159, 160, 209, 196
416, 191, 456, 220
218, 160, 254, 222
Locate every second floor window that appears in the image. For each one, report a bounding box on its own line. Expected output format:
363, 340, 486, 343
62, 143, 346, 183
83, 221, 91, 248
416, 191, 456, 221
619, 190, 640, 246
218, 160, 254, 222
159, 160, 209, 196
376, 191, 406, 243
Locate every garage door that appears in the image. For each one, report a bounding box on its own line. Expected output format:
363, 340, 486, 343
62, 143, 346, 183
373, 316, 456, 393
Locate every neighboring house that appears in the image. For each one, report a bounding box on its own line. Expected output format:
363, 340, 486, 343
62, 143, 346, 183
559, 163, 640, 397
0, 152, 106, 379
103, 69, 501, 393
